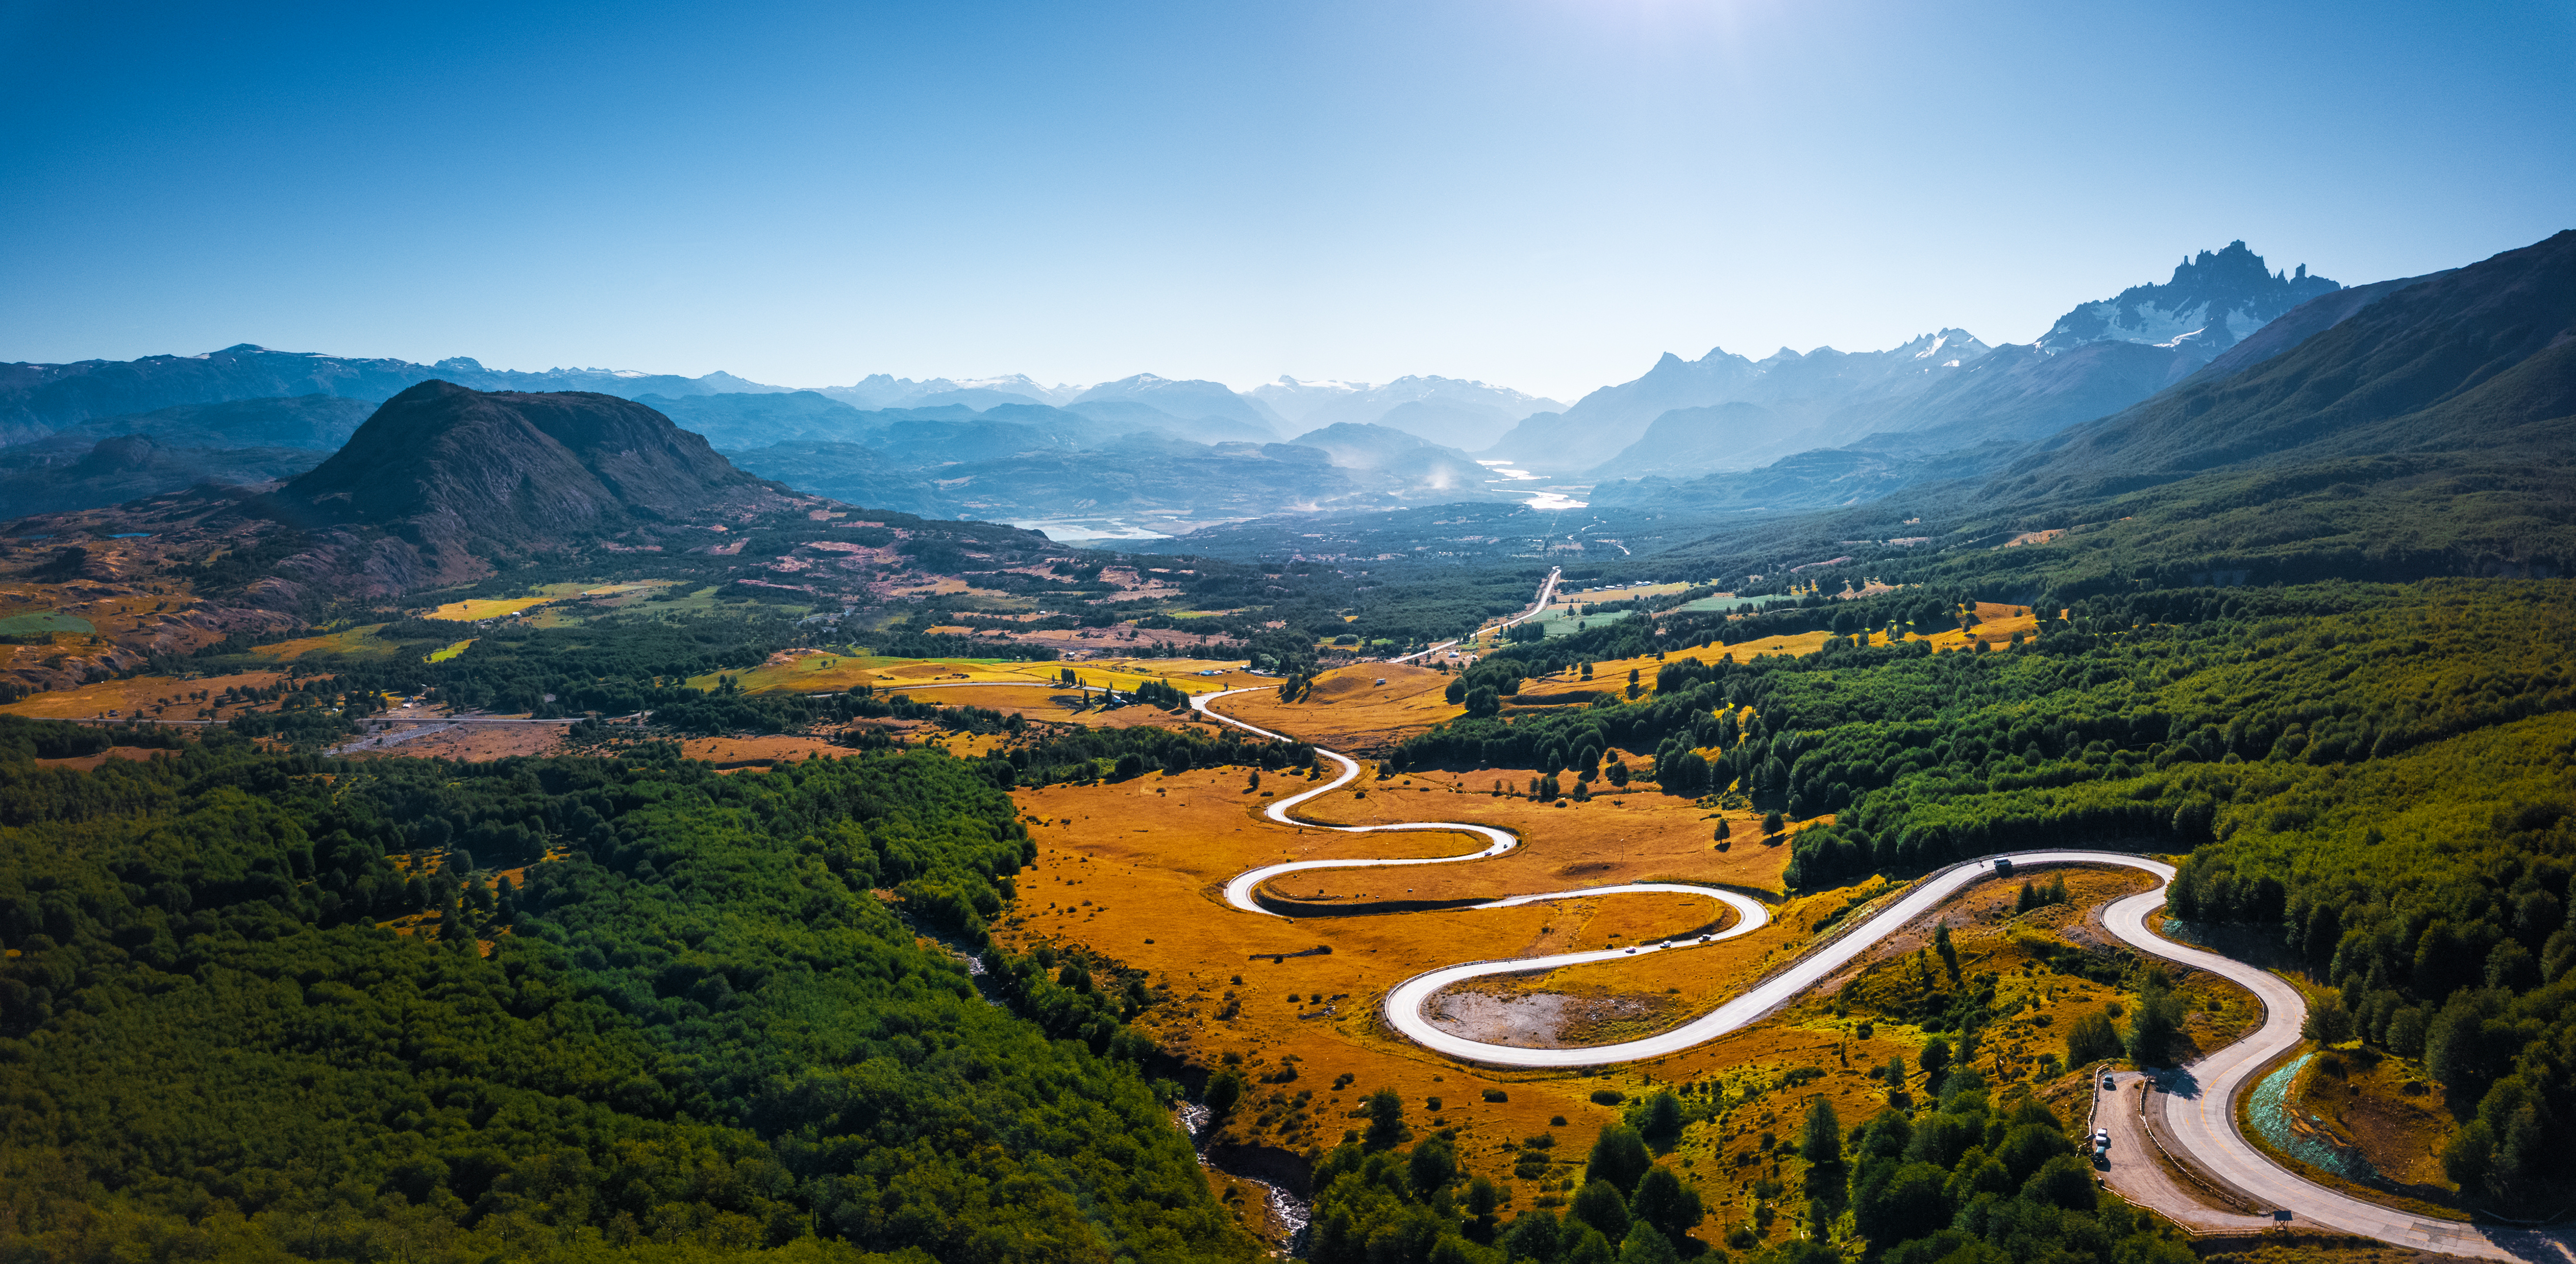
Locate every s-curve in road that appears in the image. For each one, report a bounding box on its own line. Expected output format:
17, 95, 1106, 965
1193, 684, 2574, 1260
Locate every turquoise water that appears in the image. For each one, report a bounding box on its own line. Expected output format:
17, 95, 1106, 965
2248, 1054, 2381, 1183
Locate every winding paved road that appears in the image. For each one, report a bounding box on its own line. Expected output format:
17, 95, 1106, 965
1388, 566, 1562, 664
1189, 622, 2573, 1259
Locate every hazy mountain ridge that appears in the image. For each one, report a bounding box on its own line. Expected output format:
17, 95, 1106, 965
1503, 242, 2339, 481
1584, 231, 2573, 581
814, 372, 1086, 410
1514, 328, 1996, 476
0, 395, 377, 517
0, 344, 793, 447
1257, 374, 1566, 449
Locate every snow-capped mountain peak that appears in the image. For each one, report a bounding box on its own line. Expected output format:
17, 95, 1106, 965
2036, 241, 2339, 360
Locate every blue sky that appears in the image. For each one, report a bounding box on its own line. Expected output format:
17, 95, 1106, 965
2, 0, 2569, 401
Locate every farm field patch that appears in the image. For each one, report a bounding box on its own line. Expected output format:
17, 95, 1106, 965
251, 624, 397, 661
0, 668, 289, 720
0, 611, 94, 637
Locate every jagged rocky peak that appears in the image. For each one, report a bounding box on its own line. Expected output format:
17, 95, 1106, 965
2036, 240, 2340, 357
1899, 328, 1993, 367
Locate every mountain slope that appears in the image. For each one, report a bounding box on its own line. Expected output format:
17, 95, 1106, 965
1845, 339, 2193, 450
1996, 230, 2575, 500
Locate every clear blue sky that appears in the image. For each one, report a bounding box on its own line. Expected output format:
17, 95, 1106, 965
3, 0, 2568, 402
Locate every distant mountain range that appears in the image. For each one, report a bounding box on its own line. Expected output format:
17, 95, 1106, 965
28, 236, 2555, 545
655, 394, 1510, 522
1159, 229, 2572, 596
1253, 376, 1566, 450
1489, 241, 2342, 479
0, 344, 792, 448
0, 395, 373, 517
813, 372, 1086, 410
1590, 230, 2573, 538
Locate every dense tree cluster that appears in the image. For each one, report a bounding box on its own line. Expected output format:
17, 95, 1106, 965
993, 721, 1313, 788
0, 722, 1253, 1263
1304, 1077, 2193, 1264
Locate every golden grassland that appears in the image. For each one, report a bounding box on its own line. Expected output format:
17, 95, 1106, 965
248, 623, 396, 660
2289, 1046, 2457, 1198
422, 597, 552, 621
995, 753, 2188, 1227
0, 668, 290, 720
984, 673, 2260, 1236
684, 649, 1263, 701
419, 580, 671, 623
1213, 664, 1465, 752
1509, 600, 2044, 705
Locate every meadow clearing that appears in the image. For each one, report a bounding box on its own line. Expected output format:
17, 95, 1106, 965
0, 667, 292, 720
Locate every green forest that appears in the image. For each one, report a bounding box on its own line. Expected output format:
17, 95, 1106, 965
0, 720, 1258, 1263
1295, 1079, 2191, 1264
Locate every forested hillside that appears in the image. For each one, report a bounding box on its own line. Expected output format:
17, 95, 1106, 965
0, 723, 1255, 1263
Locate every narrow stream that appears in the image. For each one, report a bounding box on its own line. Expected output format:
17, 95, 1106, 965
1175, 1103, 1313, 1256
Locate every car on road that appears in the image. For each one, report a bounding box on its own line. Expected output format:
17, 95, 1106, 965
2103, 1073, 2117, 1089
2092, 1129, 2111, 1155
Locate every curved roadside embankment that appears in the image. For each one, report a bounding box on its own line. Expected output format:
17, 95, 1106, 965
1189, 680, 2571, 1261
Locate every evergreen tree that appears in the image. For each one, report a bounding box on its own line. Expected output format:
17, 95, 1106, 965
1584, 1124, 1653, 1194
2127, 968, 2185, 1066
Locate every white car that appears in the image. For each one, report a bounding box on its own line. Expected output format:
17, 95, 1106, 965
2093, 1129, 2111, 1153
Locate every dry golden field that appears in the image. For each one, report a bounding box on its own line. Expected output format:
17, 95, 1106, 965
1213, 664, 1464, 752
990, 658, 2226, 1239
0, 667, 291, 720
